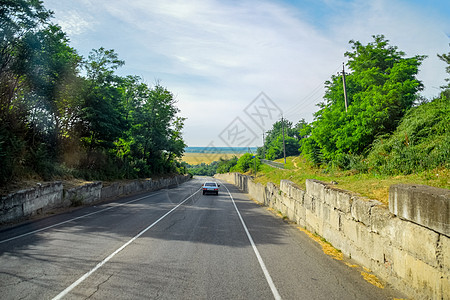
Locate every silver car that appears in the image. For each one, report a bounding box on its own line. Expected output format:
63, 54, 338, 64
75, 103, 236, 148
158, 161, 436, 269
202, 182, 220, 195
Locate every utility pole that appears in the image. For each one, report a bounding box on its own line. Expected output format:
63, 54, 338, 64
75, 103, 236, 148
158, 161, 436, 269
342, 62, 348, 112
262, 132, 265, 159
281, 115, 286, 164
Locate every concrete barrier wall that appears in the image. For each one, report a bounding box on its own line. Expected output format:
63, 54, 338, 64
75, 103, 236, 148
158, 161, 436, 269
1, 175, 190, 225
215, 173, 449, 300
0, 182, 64, 223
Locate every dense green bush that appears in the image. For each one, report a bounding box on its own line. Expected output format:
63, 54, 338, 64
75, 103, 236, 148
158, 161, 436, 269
216, 156, 238, 173
366, 95, 449, 174
187, 161, 219, 176
230, 153, 260, 173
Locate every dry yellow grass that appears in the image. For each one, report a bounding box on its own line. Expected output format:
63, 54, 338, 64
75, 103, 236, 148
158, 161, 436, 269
182, 152, 242, 165
297, 227, 343, 261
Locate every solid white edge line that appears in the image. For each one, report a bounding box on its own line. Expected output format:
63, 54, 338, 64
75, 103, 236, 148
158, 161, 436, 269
221, 182, 282, 300
0, 191, 165, 244
52, 188, 201, 300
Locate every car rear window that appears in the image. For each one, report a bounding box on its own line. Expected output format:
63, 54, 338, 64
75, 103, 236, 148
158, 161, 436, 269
205, 183, 216, 187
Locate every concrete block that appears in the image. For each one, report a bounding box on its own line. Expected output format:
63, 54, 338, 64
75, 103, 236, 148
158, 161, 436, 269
391, 247, 443, 300
335, 190, 353, 213
291, 185, 305, 203
22, 182, 63, 216
440, 234, 450, 273
248, 181, 265, 204
305, 179, 326, 201
387, 219, 439, 267
295, 204, 306, 227
328, 208, 341, 232
305, 209, 323, 235
322, 224, 347, 253
341, 216, 359, 244
280, 180, 305, 202
0, 201, 23, 223
370, 205, 392, 234
280, 180, 293, 195
342, 216, 382, 264
303, 194, 314, 212
351, 197, 382, 226
64, 181, 101, 206
389, 184, 450, 236
321, 202, 330, 223
283, 196, 296, 221
441, 273, 450, 300
266, 182, 277, 197
323, 187, 338, 208
370, 232, 389, 264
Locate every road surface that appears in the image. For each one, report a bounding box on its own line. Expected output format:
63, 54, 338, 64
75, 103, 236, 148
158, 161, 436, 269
0, 177, 404, 299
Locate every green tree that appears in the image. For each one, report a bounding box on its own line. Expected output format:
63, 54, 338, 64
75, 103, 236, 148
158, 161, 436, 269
230, 153, 260, 173
0, 1, 86, 182
80, 48, 126, 152
302, 35, 425, 165
216, 156, 238, 173
265, 136, 300, 160
258, 118, 305, 160
0, 0, 188, 184
437, 45, 450, 91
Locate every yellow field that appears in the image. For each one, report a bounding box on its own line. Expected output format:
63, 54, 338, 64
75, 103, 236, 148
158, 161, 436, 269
181, 152, 242, 165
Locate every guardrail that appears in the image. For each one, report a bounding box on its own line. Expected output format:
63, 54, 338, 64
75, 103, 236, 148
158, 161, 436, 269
260, 159, 285, 169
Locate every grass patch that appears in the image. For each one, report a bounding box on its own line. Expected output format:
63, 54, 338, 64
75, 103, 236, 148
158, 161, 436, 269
254, 156, 449, 205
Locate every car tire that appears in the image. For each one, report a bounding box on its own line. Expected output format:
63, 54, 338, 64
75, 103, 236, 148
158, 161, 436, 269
203, 191, 205, 195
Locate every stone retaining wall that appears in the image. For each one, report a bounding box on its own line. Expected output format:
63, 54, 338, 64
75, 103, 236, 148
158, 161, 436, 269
0, 175, 190, 225
0, 182, 63, 223
215, 172, 449, 300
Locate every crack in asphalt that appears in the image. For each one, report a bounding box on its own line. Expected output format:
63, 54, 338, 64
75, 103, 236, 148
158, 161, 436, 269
0, 272, 39, 287
85, 273, 114, 299
163, 214, 187, 231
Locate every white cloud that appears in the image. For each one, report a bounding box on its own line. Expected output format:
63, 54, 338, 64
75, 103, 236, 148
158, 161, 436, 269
43, 0, 450, 146
52, 10, 94, 36
326, 0, 449, 96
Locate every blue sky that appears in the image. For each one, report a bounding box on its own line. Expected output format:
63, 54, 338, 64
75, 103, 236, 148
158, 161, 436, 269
43, 0, 450, 147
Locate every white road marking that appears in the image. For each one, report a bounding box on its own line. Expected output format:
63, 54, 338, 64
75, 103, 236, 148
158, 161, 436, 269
52, 188, 201, 300
0, 191, 165, 244
221, 183, 282, 300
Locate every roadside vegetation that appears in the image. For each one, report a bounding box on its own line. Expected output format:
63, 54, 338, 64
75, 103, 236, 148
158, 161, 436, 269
0, 1, 186, 188
253, 156, 448, 205
223, 36, 450, 204
258, 35, 449, 173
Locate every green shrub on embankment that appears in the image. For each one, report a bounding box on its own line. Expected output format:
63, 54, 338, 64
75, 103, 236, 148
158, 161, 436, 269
365, 95, 449, 174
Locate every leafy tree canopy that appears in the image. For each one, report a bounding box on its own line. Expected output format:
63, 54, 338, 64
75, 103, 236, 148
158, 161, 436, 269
302, 35, 425, 164
258, 118, 307, 160
0, 0, 187, 184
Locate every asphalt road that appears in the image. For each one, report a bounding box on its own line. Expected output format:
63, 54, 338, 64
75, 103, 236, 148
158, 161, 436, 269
0, 177, 405, 299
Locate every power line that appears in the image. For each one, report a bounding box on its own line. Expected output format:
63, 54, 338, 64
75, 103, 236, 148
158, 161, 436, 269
282, 64, 342, 122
